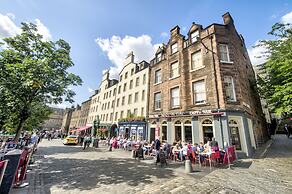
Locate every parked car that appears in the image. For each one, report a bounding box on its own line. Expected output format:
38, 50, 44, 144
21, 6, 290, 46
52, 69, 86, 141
63, 135, 78, 145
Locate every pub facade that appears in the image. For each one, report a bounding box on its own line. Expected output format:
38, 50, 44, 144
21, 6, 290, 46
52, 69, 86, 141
147, 12, 268, 157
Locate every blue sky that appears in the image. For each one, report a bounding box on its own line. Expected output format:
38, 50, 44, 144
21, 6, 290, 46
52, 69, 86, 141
1, 0, 292, 108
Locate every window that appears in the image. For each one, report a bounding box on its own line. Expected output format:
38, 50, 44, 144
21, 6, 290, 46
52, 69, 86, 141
191, 50, 203, 70
127, 110, 131, 116
170, 61, 179, 78
113, 88, 116, 96
120, 111, 124, 118
128, 94, 132, 104
131, 68, 134, 75
219, 44, 231, 62
224, 76, 236, 101
171, 87, 180, 108
116, 98, 120, 107
125, 72, 128, 79
122, 96, 125, 105
109, 91, 111, 98
171, 42, 178, 54
191, 30, 199, 43
118, 86, 121, 94
106, 114, 108, 121
120, 75, 122, 81
134, 92, 138, 103
129, 80, 133, 89
112, 100, 115, 108
141, 107, 144, 116
133, 108, 138, 116
143, 74, 146, 85
110, 113, 113, 121
154, 92, 161, 110
156, 52, 162, 62
155, 69, 162, 84
193, 80, 206, 104
142, 90, 145, 101
107, 102, 110, 109
136, 77, 140, 87
123, 83, 127, 92
103, 93, 106, 100
115, 112, 118, 121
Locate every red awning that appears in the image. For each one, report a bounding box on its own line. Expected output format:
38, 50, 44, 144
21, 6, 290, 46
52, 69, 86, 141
77, 126, 92, 132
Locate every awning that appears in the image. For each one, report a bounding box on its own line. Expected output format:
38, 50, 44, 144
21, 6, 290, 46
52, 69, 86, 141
77, 126, 92, 132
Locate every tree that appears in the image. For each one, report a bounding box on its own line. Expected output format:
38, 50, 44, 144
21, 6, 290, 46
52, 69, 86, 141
257, 23, 292, 118
0, 22, 82, 142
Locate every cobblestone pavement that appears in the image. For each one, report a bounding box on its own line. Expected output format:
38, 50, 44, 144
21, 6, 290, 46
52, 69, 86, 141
11, 135, 292, 194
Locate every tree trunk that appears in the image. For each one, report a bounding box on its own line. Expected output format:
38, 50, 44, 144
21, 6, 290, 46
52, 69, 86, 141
13, 116, 27, 144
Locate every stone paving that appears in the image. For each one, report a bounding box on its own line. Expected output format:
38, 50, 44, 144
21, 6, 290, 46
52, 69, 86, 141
11, 135, 292, 194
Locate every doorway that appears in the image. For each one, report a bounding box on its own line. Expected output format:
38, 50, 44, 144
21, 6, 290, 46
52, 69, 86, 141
229, 120, 242, 150
150, 128, 155, 142
202, 119, 213, 143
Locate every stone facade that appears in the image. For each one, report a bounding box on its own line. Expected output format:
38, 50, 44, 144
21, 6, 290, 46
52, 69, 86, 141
61, 108, 74, 134
41, 107, 65, 131
148, 12, 268, 157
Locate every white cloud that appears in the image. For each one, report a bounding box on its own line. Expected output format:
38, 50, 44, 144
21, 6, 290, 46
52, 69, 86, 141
88, 87, 94, 94
34, 19, 52, 41
0, 12, 51, 41
160, 32, 168, 38
0, 13, 21, 39
247, 41, 268, 66
95, 35, 160, 78
281, 11, 292, 24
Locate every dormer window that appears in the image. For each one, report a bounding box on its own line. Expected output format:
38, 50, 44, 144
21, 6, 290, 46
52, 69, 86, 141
156, 52, 162, 63
171, 43, 178, 54
191, 30, 199, 43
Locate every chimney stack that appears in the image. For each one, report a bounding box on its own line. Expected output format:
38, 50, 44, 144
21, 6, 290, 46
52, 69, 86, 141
222, 12, 234, 26
124, 51, 134, 65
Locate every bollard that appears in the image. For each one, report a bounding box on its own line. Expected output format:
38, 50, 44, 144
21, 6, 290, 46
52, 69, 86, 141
185, 159, 193, 173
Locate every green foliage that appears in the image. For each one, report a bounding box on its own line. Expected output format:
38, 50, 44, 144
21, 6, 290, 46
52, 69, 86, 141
257, 23, 292, 117
0, 22, 82, 141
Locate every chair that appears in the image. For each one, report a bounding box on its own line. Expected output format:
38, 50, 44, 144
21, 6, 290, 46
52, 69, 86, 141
211, 151, 221, 166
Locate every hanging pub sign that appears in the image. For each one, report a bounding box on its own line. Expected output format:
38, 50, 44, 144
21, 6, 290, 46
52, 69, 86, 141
155, 125, 160, 139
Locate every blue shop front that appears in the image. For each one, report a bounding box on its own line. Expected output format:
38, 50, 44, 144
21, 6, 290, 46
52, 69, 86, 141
118, 121, 147, 141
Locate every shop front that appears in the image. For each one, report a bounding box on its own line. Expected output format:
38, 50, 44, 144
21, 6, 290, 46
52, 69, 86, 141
118, 121, 147, 141
148, 109, 256, 157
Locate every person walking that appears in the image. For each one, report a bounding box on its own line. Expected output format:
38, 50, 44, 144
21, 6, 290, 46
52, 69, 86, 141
285, 124, 290, 138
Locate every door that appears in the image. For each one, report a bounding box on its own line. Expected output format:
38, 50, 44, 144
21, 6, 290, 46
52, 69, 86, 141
175, 126, 182, 142
203, 126, 213, 143
150, 128, 155, 142
185, 126, 192, 143
230, 126, 241, 150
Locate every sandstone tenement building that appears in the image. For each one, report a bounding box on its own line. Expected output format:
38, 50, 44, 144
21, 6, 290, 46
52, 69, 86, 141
147, 12, 268, 157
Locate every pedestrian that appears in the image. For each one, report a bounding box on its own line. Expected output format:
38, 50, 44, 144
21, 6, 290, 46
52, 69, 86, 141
83, 134, 90, 150
285, 124, 291, 138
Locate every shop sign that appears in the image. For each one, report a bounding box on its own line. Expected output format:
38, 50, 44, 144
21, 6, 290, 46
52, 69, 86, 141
150, 110, 213, 118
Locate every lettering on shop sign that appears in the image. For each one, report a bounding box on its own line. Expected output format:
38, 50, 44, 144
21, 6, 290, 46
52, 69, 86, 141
150, 110, 212, 118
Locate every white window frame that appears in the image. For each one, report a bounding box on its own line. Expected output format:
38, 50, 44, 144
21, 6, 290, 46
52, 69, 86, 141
171, 42, 178, 54
154, 92, 161, 110
191, 50, 203, 70
154, 69, 162, 84
219, 44, 232, 63
169, 61, 179, 79
224, 76, 236, 102
170, 87, 180, 108
193, 80, 206, 104
191, 30, 199, 43
156, 52, 162, 62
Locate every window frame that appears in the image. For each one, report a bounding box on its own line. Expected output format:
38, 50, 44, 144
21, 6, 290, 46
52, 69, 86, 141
224, 76, 236, 102
154, 92, 162, 110
191, 50, 204, 71
219, 44, 232, 63
192, 80, 207, 105
154, 69, 162, 84
169, 61, 180, 79
171, 42, 178, 54
170, 86, 180, 108
190, 30, 199, 43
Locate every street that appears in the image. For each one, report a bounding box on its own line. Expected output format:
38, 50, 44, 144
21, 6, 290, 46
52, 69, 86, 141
12, 135, 292, 194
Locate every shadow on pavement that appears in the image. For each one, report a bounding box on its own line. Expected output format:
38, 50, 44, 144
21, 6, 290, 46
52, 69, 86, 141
40, 156, 176, 193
